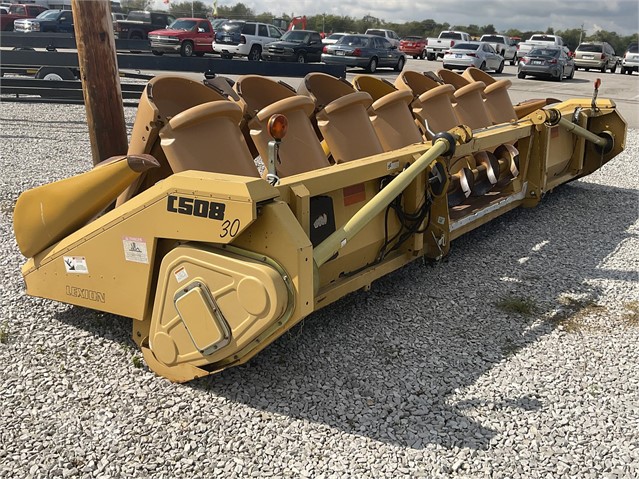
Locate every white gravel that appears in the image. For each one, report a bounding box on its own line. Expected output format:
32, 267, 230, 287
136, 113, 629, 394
1, 102, 638, 479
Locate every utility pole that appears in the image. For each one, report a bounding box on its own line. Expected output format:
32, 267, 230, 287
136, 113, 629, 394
579, 23, 584, 44
71, 0, 128, 166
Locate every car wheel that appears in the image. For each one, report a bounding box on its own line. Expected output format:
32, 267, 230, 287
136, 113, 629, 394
420, 50, 426, 60
479, 61, 487, 71
496, 60, 504, 74
195, 52, 205, 57
221, 53, 233, 59
517, 72, 525, 79
394, 56, 405, 72
600, 64, 606, 73
585, 68, 590, 72
610, 63, 616, 73
248, 45, 262, 61
555, 70, 564, 82
35, 67, 75, 81
180, 41, 194, 57
296, 53, 306, 63
367, 57, 378, 73
427, 52, 436, 61
510, 59, 516, 66
568, 66, 575, 80
151, 50, 163, 56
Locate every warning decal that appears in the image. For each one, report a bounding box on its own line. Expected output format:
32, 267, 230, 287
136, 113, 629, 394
123, 237, 149, 264
64, 256, 89, 274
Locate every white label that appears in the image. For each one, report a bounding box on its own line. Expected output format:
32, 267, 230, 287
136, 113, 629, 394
63, 256, 88, 274
122, 236, 148, 264
387, 160, 400, 170
437, 216, 446, 225
174, 267, 188, 283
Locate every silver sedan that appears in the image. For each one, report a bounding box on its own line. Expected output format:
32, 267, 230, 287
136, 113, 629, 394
442, 41, 505, 72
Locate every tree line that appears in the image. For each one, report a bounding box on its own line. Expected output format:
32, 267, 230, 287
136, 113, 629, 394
120, 0, 638, 54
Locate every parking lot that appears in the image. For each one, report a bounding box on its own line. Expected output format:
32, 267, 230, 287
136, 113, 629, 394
261, 56, 639, 128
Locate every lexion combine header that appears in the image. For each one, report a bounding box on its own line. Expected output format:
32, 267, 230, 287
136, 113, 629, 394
13, 68, 626, 382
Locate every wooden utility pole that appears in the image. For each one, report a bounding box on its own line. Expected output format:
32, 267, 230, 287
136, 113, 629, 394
71, 0, 128, 166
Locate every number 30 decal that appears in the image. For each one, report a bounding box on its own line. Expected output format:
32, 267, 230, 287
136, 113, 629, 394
220, 219, 241, 238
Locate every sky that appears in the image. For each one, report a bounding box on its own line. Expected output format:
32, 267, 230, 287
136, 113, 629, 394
151, 0, 639, 36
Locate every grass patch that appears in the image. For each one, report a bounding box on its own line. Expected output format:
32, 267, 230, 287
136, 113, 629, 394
496, 295, 538, 316
0, 320, 9, 344
132, 354, 143, 368
552, 297, 608, 333
623, 301, 639, 326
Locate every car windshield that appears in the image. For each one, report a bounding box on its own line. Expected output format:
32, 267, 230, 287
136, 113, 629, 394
221, 21, 243, 32
529, 48, 560, 57
403, 36, 422, 41
366, 30, 385, 37
281, 30, 310, 42
629, 44, 639, 53
452, 43, 479, 51
440, 32, 462, 40
337, 35, 370, 47
326, 33, 345, 41
168, 19, 197, 31
481, 35, 503, 43
530, 35, 555, 42
37, 10, 60, 19
577, 44, 602, 52
210, 18, 227, 29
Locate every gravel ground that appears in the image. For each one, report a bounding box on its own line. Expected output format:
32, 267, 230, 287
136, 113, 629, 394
1, 102, 638, 479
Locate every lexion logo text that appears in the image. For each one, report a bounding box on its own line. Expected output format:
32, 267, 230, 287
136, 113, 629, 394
66, 286, 106, 303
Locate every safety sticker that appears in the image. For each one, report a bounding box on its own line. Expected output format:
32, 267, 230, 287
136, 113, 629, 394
122, 236, 149, 264
64, 256, 89, 274
174, 266, 188, 283
387, 160, 400, 170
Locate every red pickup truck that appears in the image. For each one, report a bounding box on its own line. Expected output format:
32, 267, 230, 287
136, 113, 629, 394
1, 4, 48, 31
148, 18, 215, 57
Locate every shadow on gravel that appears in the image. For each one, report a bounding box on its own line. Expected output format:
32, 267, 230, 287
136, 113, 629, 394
53, 179, 637, 451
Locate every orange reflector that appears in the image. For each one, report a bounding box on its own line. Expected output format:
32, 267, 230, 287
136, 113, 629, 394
268, 114, 288, 140
594, 78, 601, 89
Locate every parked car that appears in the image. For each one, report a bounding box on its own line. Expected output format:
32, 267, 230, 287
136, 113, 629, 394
365, 28, 401, 47
442, 42, 504, 72
479, 34, 518, 65
399, 36, 427, 59
322, 32, 348, 45
1, 3, 47, 30
321, 33, 405, 73
517, 34, 564, 61
114, 11, 175, 40
212, 20, 282, 60
149, 18, 215, 57
574, 42, 618, 73
425, 31, 471, 60
517, 46, 575, 81
621, 42, 638, 74
14, 9, 73, 33
261, 29, 323, 63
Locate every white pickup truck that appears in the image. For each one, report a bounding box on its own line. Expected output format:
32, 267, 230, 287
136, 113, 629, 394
517, 34, 565, 61
479, 34, 518, 65
425, 31, 471, 60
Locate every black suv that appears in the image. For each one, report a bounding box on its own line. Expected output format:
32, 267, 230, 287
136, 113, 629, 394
261, 30, 324, 63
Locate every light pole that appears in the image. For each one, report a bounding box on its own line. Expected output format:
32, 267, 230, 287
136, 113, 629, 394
578, 23, 584, 44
